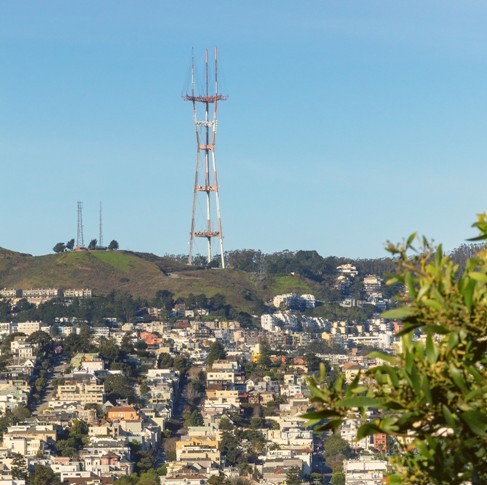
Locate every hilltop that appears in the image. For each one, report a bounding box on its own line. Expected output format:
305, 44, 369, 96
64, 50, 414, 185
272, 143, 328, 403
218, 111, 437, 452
0, 248, 317, 313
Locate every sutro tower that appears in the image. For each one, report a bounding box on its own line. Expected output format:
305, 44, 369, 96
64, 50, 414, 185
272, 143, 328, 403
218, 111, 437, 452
184, 48, 227, 268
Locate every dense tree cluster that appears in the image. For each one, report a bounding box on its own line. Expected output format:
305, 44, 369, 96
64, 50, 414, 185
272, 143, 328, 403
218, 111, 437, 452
52, 238, 119, 253
52, 239, 75, 253
56, 419, 89, 457
4, 292, 145, 324
206, 341, 227, 367
225, 249, 397, 282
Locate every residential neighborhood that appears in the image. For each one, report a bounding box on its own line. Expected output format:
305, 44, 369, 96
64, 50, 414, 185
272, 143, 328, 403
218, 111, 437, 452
0, 266, 400, 485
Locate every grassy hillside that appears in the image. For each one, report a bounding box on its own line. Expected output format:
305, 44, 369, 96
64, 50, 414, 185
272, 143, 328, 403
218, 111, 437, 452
0, 248, 317, 314
0, 250, 163, 297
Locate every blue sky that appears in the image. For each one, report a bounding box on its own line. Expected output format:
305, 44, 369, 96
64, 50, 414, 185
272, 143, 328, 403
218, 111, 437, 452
0, 1, 486, 258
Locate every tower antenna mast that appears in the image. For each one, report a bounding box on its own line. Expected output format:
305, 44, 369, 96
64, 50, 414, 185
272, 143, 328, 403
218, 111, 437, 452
99, 202, 104, 249
184, 47, 227, 268
76, 201, 85, 249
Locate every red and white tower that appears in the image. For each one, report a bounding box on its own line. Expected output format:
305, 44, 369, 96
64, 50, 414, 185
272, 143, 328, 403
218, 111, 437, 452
184, 48, 227, 268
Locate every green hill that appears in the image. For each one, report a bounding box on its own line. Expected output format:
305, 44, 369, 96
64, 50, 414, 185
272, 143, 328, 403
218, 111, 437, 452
0, 248, 316, 313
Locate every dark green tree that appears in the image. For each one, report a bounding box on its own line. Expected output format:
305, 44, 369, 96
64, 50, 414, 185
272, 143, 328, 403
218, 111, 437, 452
27, 330, 52, 353
53, 242, 66, 253
206, 340, 227, 367
323, 434, 352, 472
304, 352, 321, 373
98, 338, 121, 363
219, 430, 242, 465
121, 334, 135, 354
219, 416, 234, 430
208, 475, 227, 485
310, 472, 324, 484
66, 238, 75, 251
137, 469, 160, 485
136, 450, 156, 474
191, 370, 206, 394
10, 453, 28, 481
88, 239, 97, 250
285, 465, 302, 485
113, 476, 138, 485
187, 410, 204, 427
243, 429, 266, 455
104, 374, 137, 403
157, 353, 174, 369
258, 339, 273, 370
330, 471, 345, 485
12, 406, 31, 421
31, 464, 62, 485
173, 355, 191, 375
108, 239, 119, 250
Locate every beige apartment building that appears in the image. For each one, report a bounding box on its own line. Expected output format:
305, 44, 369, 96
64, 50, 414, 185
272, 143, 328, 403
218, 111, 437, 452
63, 288, 93, 298
57, 377, 105, 405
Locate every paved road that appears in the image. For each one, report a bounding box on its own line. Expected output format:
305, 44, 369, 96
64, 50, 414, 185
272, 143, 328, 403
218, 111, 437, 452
31, 359, 67, 414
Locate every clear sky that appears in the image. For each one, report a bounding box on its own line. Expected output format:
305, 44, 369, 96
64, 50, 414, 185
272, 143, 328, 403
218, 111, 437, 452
1, 1, 486, 258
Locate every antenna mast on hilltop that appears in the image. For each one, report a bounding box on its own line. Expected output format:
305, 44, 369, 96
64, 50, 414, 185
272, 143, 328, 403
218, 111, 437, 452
183, 48, 227, 268
76, 201, 85, 249
99, 202, 104, 248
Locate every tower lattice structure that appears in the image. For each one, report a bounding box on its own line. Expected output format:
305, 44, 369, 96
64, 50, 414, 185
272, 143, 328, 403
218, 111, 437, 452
184, 48, 227, 268
99, 202, 104, 248
76, 201, 85, 249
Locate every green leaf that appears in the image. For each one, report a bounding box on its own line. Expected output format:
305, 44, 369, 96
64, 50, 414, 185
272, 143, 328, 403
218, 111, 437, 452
449, 364, 467, 392
356, 422, 383, 440
422, 299, 442, 311
461, 278, 476, 312
303, 418, 322, 428
405, 348, 413, 374
308, 385, 327, 401
426, 335, 438, 364
382, 307, 416, 320
380, 416, 400, 434
367, 351, 397, 363
406, 232, 417, 248
409, 364, 421, 394
373, 365, 400, 387
351, 386, 369, 394
435, 244, 443, 267
446, 332, 459, 351
333, 374, 344, 393
316, 418, 343, 433
417, 283, 431, 300
464, 389, 485, 402
467, 234, 487, 241
338, 397, 384, 409
469, 271, 487, 282
387, 474, 404, 484
442, 405, 456, 429
395, 322, 423, 337
423, 324, 449, 335
301, 410, 339, 420
405, 272, 417, 298
461, 410, 487, 436
421, 375, 432, 405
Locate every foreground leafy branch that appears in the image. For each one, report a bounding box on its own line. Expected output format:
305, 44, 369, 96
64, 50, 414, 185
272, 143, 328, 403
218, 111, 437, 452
304, 214, 487, 485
